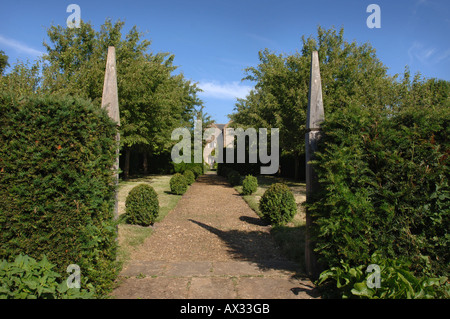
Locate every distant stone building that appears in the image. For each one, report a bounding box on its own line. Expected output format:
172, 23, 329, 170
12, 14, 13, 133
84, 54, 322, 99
203, 121, 233, 168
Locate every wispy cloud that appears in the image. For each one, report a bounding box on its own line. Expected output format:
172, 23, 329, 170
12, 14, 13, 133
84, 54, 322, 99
245, 33, 279, 48
198, 81, 253, 100
0, 35, 44, 56
436, 49, 450, 63
408, 42, 435, 64
407, 42, 450, 67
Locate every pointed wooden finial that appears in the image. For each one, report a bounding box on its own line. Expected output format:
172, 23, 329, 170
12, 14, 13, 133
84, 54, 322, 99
101, 46, 120, 222
305, 51, 324, 280
306, 51, 324, 131
102, 46, 120, 126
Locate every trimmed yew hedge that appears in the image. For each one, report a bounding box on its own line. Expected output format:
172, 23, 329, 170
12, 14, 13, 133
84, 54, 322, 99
0, 93, 119, 295
308, 103, 449, 278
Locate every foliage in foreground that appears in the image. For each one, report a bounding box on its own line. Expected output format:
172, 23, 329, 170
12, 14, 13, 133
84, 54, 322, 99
317, 253, 449, 299
0, 255, 94, 299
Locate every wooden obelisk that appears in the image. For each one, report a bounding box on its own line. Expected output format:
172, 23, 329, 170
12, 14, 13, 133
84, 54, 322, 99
101, 46, 120, 221
305, 51, 324, 280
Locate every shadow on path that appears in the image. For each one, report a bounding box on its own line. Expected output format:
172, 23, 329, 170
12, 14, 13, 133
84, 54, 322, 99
188, 219, 305, 278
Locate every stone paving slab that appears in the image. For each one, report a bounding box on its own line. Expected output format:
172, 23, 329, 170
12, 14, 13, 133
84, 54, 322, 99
166, 261, 213, 277
120, 260, 306, 278
113, 277, 190, 299
120, 260, 168, 277
236, 277, 314, 299
188, 277, 238, 299
112, 274, 316, 299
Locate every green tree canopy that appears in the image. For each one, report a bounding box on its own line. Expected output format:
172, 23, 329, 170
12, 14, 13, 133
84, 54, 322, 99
230, 26, 398, 178
0, 50, 9, 75
41, 19, 204, 178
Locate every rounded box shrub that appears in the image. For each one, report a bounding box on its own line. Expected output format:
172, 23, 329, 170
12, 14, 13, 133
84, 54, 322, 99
227, 170, 241, 186
183, 170, 195, 185
190, 165, 203, 178
259, 183, 297, 226
170, 173, 188, 195
125, 184, 159, 226
242, 175, 258, 195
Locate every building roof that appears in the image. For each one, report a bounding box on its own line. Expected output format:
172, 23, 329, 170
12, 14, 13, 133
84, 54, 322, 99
213, 124, 226, 130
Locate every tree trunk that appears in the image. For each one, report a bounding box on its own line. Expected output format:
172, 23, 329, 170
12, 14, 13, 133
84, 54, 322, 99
123, 148, 131, 180
294, 152, 300, 180
142, 152, 148, 175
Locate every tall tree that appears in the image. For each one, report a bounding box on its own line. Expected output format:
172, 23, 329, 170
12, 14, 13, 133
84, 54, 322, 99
41, 19, 203, 178
0, 50, 9, 75
230, 26, 397, 179
0, 60, 41, 96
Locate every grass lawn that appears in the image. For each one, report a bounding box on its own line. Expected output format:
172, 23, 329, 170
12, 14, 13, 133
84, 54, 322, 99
234, 175, 307, 269
116, 174, 183, 264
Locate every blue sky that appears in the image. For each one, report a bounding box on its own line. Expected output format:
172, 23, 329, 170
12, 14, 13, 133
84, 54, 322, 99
1, 0, 449, 123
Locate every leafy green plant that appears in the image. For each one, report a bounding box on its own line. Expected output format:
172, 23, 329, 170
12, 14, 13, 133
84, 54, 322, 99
242, 175, 258, 195
183, 170, 196, 185
227, 170, 241, 186
170, 173, 188, 195
125, 184, 159, 226
317, 253, 449, 299
0, 254, 94, 299
259, 183, 297, 226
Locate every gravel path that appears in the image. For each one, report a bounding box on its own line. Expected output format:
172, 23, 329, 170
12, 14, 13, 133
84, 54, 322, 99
111, 172, 318, 299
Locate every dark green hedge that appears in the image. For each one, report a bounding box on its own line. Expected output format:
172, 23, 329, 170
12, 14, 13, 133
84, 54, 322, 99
308, 103, 449, 278
0, 93, 119, 295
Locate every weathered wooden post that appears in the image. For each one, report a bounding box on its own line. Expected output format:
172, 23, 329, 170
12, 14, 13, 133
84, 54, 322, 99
101, 46, 120, 221
305, 51, 324, 280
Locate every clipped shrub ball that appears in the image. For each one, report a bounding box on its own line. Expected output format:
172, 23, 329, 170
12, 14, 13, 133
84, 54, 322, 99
259, 183, 297, 226
227, 170, 241, 186
190, 165, 203, 178
184, 170, 195, 185
170, 173, 188, 195
125, 184, 159, 226
242, 175, 258, 195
